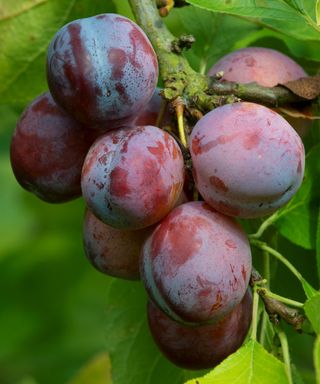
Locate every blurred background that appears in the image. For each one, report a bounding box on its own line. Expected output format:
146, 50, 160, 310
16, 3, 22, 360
0, 104, 111, 383
1, 1, 320, 383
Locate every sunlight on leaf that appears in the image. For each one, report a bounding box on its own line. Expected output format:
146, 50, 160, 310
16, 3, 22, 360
185, 340, 288, 384
186, 0, 320, 41
304, 293, 320, 334
317, 0, 320, 26
67, 353, 112, 384
315, 336, 320, 384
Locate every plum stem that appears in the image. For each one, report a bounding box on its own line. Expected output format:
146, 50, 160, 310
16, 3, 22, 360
257, 288, 304, 309
276, 326, 293, 384
128, 0, 314, 119
250, 286, 260, 341
175, 98, 188, 147
249, 212, 279, 240
250, 239, 312, 291
250, 268, 310, 333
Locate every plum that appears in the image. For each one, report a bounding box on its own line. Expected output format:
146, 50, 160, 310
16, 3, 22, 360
47, 13, 158, 126
10, 92, 97, 203
81, 125, 185, 229
83, 209, 154, 280
208, 47, 306, 87
140, 201, 252, 324
190, 102, 305, 218
147, 289, 252, 370
208, 47, 310, 137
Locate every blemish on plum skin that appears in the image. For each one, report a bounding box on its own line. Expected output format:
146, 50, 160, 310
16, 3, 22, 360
109, 166, 131, 197
147, 140, 166, 164
209, 176, 228, 192
93, 180, 104, 190
243, 131, 261, 150
225, 239, 237, 249
244, 56, 256, 67
108, 48, 127, 80
297, 160, 302, 174
241, 265, 247, 282
193, 133, 241, 155
98, 153, 108, 165
115, 82, 130, 104
211, 291, 222, 311
192, 135, 203, 155
128, 29, 146, 70
112, 135, 119, 144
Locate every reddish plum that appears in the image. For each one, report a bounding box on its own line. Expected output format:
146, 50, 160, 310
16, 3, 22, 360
81, 125, 185, 229
190, 102, 305, 218
141, 201, 252, 324
47, 14, 158, 126
131, 88, 171, 127
147, 289, 252, 370
83, 209, 154, 280
208, 47, 310, 136
10, 92, 97, 203
208, 47, 306, 87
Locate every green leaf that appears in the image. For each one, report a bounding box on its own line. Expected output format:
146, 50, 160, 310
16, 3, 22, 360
274, 145, 320, 250
67, 353, 112, 384
165, 7, 258, 73
304, 293, 320, 334
113, 0, 135, 20
185, 340, 288, 384
315, 336, 320, 384
104, 279, 204, 384
302, 281, 319, 300
317, 209, 320, 283
0, 0, 115, 106
317, 0, 320, 25
186, 0, 320, 41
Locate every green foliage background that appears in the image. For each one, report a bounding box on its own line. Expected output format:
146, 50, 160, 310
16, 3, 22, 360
1, 0, 320, 383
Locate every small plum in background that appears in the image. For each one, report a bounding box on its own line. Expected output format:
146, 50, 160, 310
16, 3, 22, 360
208, 47, 310, 137
147, 289, 252, 370
131, 88, 171, 127
190, 102, 305, 218
141, 201, 252, 324
81, 125, 185, 230
47, 13, 158, 127
10, 92, 97, 203
208, 47, 306, 87
83, 209, 154, 280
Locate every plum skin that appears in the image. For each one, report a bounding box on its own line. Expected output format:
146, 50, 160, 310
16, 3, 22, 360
140, 201, 252, 324
208, 47, 306, 87
81, 125, 185, 230
10, 92, 97, 203
83, 209, 155, 280
47, 13, 158, 126
208, 47, 310, 137
190, 102, 305, 218
147, 289, 252, 370
131, 88, 171, 127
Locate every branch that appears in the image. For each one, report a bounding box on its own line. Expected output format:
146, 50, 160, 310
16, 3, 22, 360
209, 79, 307, 107
129, 0, 313, 116
250, 269, 312, 334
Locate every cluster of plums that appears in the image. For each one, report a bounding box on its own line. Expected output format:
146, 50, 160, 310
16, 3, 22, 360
10, 12, 306, 370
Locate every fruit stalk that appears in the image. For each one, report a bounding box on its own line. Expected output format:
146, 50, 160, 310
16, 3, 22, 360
128, 0, 313, 113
